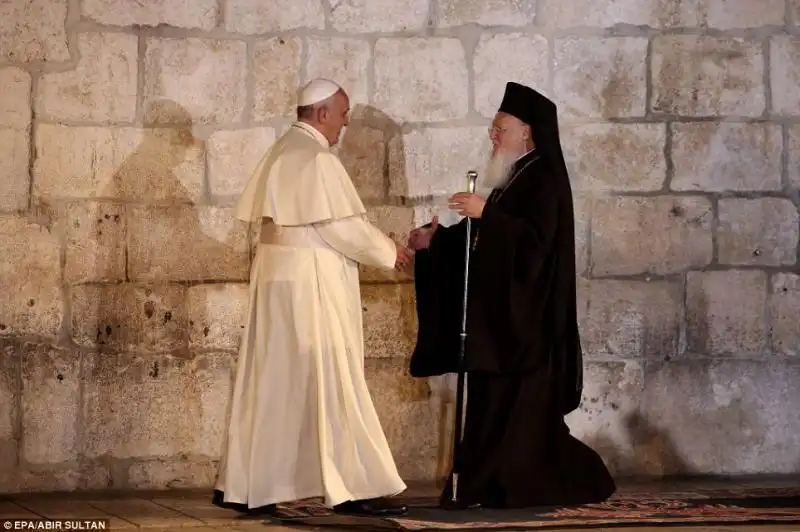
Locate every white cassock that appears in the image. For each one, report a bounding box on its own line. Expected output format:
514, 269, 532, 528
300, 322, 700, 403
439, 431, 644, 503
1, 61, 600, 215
214, 121, 407, 509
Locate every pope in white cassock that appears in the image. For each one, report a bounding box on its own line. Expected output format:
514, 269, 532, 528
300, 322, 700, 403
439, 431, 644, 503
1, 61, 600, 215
213, 79, 412, 517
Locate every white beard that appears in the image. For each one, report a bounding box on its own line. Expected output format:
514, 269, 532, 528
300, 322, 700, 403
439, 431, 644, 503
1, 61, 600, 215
482, 151, 516, 190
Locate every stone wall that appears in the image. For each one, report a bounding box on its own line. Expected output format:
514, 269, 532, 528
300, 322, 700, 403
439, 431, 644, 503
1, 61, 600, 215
1, 0, 799, 492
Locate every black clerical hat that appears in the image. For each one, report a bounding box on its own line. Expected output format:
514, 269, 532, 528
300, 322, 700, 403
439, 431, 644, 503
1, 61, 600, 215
497, 81, 557, 127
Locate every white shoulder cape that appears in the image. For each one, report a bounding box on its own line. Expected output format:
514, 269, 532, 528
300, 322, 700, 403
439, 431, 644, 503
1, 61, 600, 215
234, 122, 366, 226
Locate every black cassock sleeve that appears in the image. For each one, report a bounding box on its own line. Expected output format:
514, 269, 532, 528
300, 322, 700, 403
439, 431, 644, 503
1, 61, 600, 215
409, 175, 559, 378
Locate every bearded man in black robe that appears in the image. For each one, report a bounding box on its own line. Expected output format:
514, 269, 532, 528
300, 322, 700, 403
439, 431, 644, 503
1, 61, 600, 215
407, 82, 616, 509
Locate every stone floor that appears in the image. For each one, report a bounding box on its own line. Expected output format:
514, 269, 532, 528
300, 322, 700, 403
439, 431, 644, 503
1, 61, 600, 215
1, 477, 799, 532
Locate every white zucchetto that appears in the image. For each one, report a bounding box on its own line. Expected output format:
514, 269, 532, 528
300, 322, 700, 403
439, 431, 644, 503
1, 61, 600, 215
298, 78, 341, 106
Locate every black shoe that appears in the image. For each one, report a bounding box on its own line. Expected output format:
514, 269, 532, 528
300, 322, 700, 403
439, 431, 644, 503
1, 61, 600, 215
333, 497, 408, 517
212, 490, 278, 516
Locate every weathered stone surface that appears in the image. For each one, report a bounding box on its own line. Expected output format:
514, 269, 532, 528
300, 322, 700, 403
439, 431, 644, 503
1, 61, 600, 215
554, 37, 648, 120
686, 270, 768, 355
187, 284, 248, 350
127, 460, 218, 489
0, 0, 69, 62
439, 0, 536, 27
791, 125, 800, 186
793, 0, 800, 25
565, 361, 646, 476
770, 36, 800, 116
306, 39, 371, 106
652, 36, 765, 117
671, 123, 782, 191
374, 38, 468, 122
770, 274, 800, 357
21, 346, 80, 464
366, 358, 440, 481
144, 38, 247, 125
335, 121, 391, 204
389, 127, 488, 199
0, 68, 31, 129
718, 198, 799, 266
71, 284, 187, 351
207, 128, 275, 198
128, 205, 250, 282
226, 0, 324, 32
638, 359, 800, 474
360, 206, 416, 282
252, 38, 302, 121
540, 0, 784, 29
583, 280, 682, 359
34, 125, 205, 201
474, 34, 549, 118
591, 197, 713, 276
82, 0, 218, 29
574, 196, 590, 275
0, 216, 62, 338
0, 129, 30, 212
562, 123, 666, 192
36, 33, 137, 123
330, 0, 429, 32
362, 284, 416, 359
83, 353, 232, 459
64, 202, 126, 283
0, 343, 18, 485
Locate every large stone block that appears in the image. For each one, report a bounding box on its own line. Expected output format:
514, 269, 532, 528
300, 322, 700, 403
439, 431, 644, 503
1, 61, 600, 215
252, 38, 302, 121
553, 37, 648, 120
21, 346, 80, 465
36, 33, 137, 123
187, 283, 248, 350
81, 0, 218, 29
144, 38, 247, 125
0, 0, 69, 62
128, 205, 250, 282
362, 283, 416, 359
671, 122, 782, 191
374, 38, 468, 122
389, 127, 488, 199
0, 216, 63, 338
770, 274, 800, 357
0, 342, 19, 485
770, 36, 800, 116
207, 128, 276, 198
63, 202, 126, 283
652, 36, 764, 117
686, 270, 768, 355
582, 280, 682, 359
562, 123, 666, 192
540, 0, 784, 29
306, 38, 371, 106
127, 459, 218, 490
335, 115, 396, 204
360, 206, 416, 282
366, 358, 440, 481
0, 129, 30, 212
71, 283, 188, 351
565, 361, 646, 476
34, 125, 205, 201
438, 0, 536, 27
591, 197, 713, 276
0, 68, 31, 129
473, 34, 549, 119
637, 359, 800, 474
330, 0, 429, 32
226, 0, 324, 32
791, 125, 800, 186
83, 352, 233, 459
718, 198, 799, 266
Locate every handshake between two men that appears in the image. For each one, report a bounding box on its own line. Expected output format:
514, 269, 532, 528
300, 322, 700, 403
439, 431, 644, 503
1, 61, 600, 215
392, 191, 488, 270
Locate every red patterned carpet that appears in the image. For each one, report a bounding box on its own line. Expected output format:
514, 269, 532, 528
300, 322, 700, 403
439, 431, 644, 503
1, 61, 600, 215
266, 485, 800, 530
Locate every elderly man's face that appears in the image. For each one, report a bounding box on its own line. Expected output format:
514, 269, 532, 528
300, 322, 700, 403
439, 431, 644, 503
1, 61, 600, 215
489, 112, 529, 158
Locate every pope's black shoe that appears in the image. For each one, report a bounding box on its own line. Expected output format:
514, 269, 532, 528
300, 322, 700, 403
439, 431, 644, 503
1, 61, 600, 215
333, 497, 408, 517
212, 490, 278, 516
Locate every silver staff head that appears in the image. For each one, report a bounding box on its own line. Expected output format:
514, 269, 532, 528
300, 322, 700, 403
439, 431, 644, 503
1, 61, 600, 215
466, 170, 478, 193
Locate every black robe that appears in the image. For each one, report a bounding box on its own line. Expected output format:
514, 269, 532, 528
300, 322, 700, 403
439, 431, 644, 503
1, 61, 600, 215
409, 149, 616, 508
